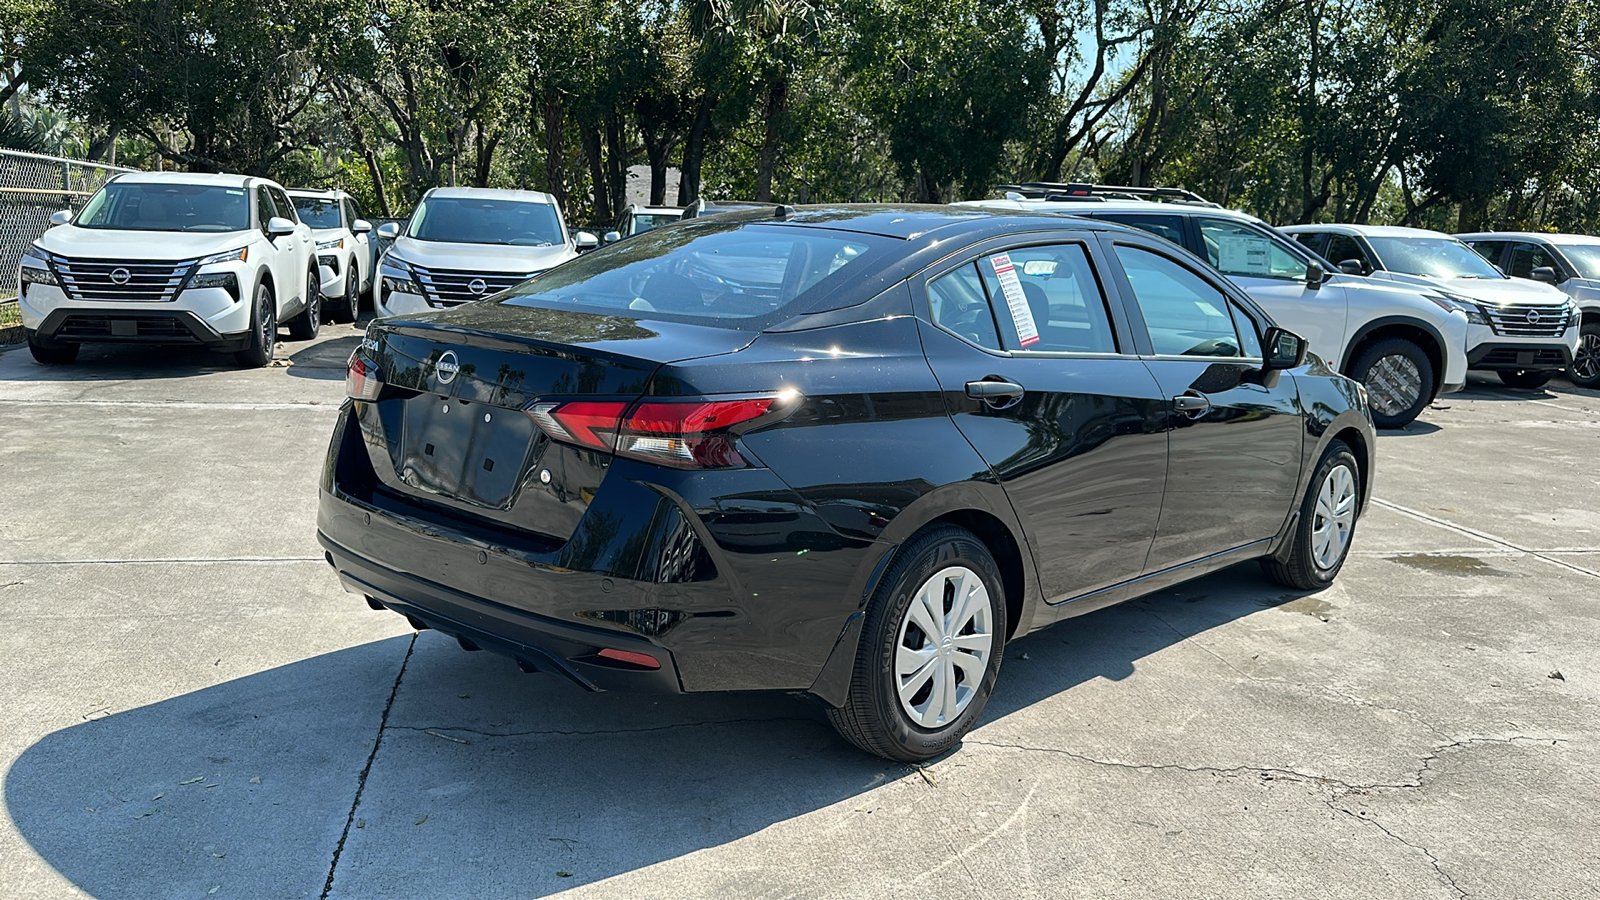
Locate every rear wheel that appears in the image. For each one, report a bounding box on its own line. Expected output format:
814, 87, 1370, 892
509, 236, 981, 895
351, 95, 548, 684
1565, 322, 1599, 387
827, 525, 1006, 761
287, 268, 322, 340
28, 334, 78, 365
1497, 369, 1554, 389
1349, 338, 1433, 428
1261, 440, 1360, 591
234, 281, 277, 368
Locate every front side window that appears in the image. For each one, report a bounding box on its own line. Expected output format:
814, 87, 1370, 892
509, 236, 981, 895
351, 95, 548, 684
269, 188, 298, 224
256, 187, 275, 231
1196, 219, 1309, 281
976, 244, 1117, 353
74, 182, 251, 233
1507, 242, 1559, 279
1114, 244, 1248, 357
293, 197, 344, 229
498, 221, 886, 329
1324, 235, 1371, 272
408, 196, 566, 246
1367, 237, 1503, 279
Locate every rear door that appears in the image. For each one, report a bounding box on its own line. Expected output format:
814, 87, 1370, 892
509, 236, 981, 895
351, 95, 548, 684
912, 233, 1169, 602
1098, 234, 1305, 570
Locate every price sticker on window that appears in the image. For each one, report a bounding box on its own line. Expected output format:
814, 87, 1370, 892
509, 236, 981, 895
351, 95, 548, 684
989, 254, 1039, 347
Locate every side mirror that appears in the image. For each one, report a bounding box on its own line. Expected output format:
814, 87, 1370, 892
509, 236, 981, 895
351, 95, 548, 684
266, 216, 297, 237
1262, 326, 1308, 371
376, 222, 400, 240
1338, 259, 1366, 276
1530, 266, 1559, 285
574, 231, 599, 251
351, 219, 373, 234
604, 230, 622, 244
49, 209, 73, 226
1304, 260, 1328, 288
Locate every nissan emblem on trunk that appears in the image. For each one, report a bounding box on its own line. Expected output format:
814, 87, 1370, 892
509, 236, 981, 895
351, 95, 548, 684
435, 351, 460, 384
110, 267, 131, 285
469, 278, 488, 295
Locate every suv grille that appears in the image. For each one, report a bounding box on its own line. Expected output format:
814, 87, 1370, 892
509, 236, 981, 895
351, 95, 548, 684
53, 256, 198, 302
1483, 304, 1570, 337
1477, 348, 1567, 368
56, 314, 198, 340
411, 265, 532, 307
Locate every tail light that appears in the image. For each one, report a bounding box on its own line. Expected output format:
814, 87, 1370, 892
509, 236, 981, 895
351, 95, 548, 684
346, 352, 383, 401
525, 394, 795, 468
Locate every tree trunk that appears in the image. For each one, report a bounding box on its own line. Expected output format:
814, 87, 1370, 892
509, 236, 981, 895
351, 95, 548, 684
473, 126, 499, 187
645, 141, 669, 206
605, 111, 627, 213
581, 123, 609, 223
86, 126, 120, 163
542, 87, 568, 217
678, 92, 715, 205
755, 77, 789, 202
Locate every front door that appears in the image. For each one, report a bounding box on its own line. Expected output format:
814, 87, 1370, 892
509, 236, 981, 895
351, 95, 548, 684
1099, 235, 1307, 571
913, 236, 1170, 602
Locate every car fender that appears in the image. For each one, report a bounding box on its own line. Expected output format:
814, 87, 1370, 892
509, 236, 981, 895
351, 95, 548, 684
1338, 314, 1453, 374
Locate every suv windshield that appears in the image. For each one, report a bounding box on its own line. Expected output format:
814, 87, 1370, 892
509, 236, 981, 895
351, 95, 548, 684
1558, 244, 1600, 279
75, 182, 250, 233
1369, 237, 1503, 279
292, 197, 343, 229
408, 196, 565, 246
498, 221, 888, 328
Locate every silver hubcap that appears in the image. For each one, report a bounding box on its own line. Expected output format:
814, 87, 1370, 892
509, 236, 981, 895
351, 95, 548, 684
1573, 332, 1600, 382
1311, 464, 1357, 570
894, 566, 994, 729
1364, 354, 1421, 417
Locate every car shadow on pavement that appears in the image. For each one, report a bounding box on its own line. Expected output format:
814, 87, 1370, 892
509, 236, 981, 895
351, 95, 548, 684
0, 342, 258, 381
285, 333, 362, 381
5, 566, 1300, 898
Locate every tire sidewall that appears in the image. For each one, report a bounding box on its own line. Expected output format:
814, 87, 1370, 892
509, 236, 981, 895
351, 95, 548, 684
863, 529, 1006, 760
1295, 442, 1360, 587
1352, 338, 1432, 428
1570, 322, 1600, 388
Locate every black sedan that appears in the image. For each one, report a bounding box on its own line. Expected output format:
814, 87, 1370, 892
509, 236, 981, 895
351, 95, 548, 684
319, 205, 1375, 761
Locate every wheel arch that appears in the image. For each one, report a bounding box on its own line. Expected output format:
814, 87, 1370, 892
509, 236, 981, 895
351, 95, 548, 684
1340, 316, 1447, 400
1329, 424, 1373, 512
923, 509, 1028, 642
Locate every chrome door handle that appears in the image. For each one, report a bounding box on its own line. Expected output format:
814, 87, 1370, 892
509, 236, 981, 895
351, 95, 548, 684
966, 380, 1025, 400
1173, 392, 1211, 416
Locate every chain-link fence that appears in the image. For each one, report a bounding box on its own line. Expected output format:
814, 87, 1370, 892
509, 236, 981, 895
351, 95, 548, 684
1, 149, 135, 343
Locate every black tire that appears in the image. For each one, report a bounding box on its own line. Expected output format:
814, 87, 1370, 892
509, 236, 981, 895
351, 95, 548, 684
1497, 369, 1554, 389
28, 334, 78, 365
234, 281, 277, 368
1348, 338, 1433, 429
827, 525, 1007, 762
1570, 321, 1600, 388
1261, 440, 1361, 591
287, 268, 322, 340
327, 262, 357, 323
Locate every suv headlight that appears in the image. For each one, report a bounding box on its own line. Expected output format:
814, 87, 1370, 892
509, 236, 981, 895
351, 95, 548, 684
1427, 291, 1489, 325
197, 246, 249, 266
380, 256, 421, 296
1566, 300, 1581, 327
317, 237, 345, 251
22, 242, 52, 263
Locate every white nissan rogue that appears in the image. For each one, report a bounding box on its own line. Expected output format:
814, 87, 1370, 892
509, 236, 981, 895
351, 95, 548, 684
375, 187, 594, 317
17, 171, 322, 366
288, 188, 374, 323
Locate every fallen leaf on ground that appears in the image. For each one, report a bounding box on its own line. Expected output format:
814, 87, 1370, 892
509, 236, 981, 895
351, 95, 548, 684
1549, 670, 1566, 681
557, 871, 573, 878
415, 815, 428, 826
179, 777, 205, 785
356, 819, 365, 829
249, 777, 261, 785
150, 793, 163, 801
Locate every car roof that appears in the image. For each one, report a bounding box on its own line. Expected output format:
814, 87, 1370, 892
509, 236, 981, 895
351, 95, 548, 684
425, 186, 556, 204
286, 188, 344, 199
962, 197, 1268, 226
1282, 223, 1449, 239
1455, 231, 1600, 246
631, 206, 682, 215
699, 203, 1151, 242
113, 171, 257, 189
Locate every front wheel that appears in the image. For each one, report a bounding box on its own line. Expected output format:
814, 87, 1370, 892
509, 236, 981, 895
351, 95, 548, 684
234, 281, 277, 368
1349, 338, 1433, 428
1261, 440, 1360, 591
286, 268, 322, 340
1497, 369, 1554, 389
1570, 322, 1600, 388
827, 525, 1006, 761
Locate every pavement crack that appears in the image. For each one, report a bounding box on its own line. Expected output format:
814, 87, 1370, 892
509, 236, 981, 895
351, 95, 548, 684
390, 716, 819, 740
320, 633, 416, 900
1325, 799, 1469, 898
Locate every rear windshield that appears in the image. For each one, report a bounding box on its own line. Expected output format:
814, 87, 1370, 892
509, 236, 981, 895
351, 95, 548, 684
497, 221, 891, 328
75, 183, 250, 233
292, 197, 343, 229
407, 196, 565, 246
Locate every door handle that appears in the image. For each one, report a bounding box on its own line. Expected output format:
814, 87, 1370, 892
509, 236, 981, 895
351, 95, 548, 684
966, 379, 1025, 409
1173, 391, 1210, 417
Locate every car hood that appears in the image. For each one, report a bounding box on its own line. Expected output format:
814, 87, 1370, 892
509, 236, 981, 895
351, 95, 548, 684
34, 225, 256, 262
385, 236, 577, 274
1561, 278, 1600, 307
1372, 271, 1569, 307
310, 227, 350, 241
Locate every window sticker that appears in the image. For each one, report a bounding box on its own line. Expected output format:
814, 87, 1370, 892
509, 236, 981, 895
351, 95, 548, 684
1217, 236, 1274, 275
989, 253, 1040, 347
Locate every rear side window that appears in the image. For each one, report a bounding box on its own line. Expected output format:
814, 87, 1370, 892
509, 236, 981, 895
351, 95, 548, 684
928, 263, 1003, 350
1292, 232, 1329, 254
1090, 213, 1186, 246
1196, 218, 1309, 281
499, 221, 890, 329
976, 244, 1117, 353
1113, 244, 1248, 358
1466, 240, 1507, 267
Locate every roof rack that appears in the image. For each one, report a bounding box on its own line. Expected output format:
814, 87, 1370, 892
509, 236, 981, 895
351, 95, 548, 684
995, 182, 1216, 206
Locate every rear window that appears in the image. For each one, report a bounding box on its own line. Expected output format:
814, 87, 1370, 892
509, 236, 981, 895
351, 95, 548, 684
497, 221, 891, 329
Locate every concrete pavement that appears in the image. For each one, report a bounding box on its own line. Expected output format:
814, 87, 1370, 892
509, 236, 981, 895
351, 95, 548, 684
1, 327, 1596, 898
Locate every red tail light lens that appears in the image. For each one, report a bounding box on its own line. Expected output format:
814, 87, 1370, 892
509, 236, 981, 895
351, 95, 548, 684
346, 352, 382, 401
525, 395, 790, 468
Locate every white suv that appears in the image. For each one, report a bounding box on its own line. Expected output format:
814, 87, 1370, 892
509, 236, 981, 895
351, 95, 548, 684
18, 171, 322, 367
287, 188, 374, 323
1284, 225, 1580, 389
965, 185, 1469, 428
1453, 232, 1600, 388
375, 187, 593, 317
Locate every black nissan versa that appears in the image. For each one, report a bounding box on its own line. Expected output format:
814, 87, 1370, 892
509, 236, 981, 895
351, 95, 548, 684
318, 205, 1375, 761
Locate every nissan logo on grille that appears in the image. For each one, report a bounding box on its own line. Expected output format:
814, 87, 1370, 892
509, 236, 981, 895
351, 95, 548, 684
435, 351, 461, 384
110, 267, 132, 285
1526, 309, 1542, 325
468, 278, 488, 296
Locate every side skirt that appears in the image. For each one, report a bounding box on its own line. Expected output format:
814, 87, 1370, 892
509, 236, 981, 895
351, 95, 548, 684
1039, 538, 1273, 625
